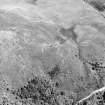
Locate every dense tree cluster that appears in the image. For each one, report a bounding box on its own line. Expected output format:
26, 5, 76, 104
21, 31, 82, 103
9, 75, 74, 105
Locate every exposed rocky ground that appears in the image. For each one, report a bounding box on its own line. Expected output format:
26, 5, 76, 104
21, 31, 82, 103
0, 0, 105, 105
